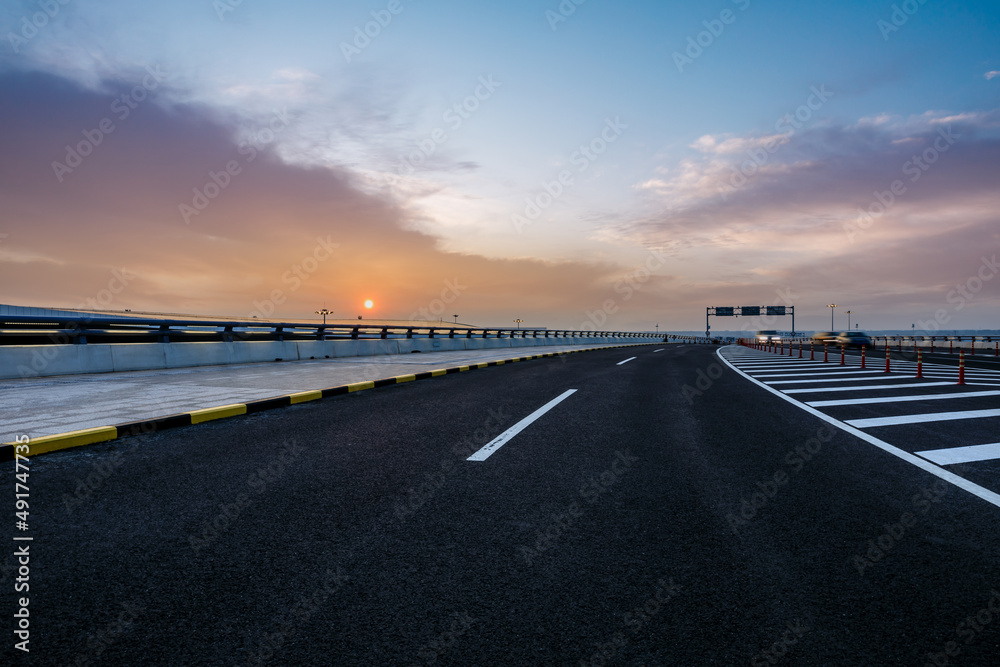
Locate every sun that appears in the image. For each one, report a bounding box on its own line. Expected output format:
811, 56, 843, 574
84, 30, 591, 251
364, 299, 374, 309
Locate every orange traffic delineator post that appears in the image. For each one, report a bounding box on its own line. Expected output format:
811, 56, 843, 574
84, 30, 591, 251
840, 343, 846, 366
861, 345, 866, 369
823, 343, 828, 363
799, 340, 803, 358
884, 344, 891, 373
916, 349, 923, 378
950, 340, 953, 355
970, 340, 975, 356
958, 350, 966, 385
810, 341, 815, 361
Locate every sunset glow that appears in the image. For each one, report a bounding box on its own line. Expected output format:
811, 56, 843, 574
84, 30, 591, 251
1, 1, 998, 331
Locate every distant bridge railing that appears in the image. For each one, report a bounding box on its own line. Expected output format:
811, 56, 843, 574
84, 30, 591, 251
0, 314, 672, 346
739, 334, 1000, 356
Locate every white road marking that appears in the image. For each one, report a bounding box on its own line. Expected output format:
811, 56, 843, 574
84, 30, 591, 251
784, 382, 954, 394
617, 357, 637, 366
917, 443, 1000, 466
766, 375, 910, 385
846, 409, 1000, 429
806, 390, 1000, 407
654, 349, 664, 352
466, 389, 577, 462
717, 348, 1000, 510
753, 370, 882, 378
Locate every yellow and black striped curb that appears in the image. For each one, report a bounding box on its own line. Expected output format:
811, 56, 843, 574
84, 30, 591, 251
1, 343, 662, 460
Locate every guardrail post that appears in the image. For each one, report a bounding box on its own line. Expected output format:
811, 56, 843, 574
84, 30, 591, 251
380, 327, 388, 340
314, 326, 324, 341
406, 328, 414, 339
158, 324, 171, 344
351, 327, 359, 340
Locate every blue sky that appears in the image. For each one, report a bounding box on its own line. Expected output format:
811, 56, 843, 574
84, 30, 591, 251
1, 0, 999, 330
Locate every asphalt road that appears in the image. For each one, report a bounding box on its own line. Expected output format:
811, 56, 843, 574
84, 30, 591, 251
4, 344, 1000, 666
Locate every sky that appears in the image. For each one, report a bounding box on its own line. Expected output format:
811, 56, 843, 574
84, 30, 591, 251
1, 0, 999, 332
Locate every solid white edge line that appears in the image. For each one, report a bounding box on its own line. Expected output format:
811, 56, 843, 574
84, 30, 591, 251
466, 389, 577, 462
617, 357, 637, 366
716, 347, 1000, 510
916, 443, 1000, 466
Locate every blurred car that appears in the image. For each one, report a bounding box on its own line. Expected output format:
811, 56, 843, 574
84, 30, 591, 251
756, 330, 781, 341
810, 331, 839, 344
835, 331, 874, 348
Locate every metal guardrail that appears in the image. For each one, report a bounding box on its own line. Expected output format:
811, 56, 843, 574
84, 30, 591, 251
739, 335, 1000, 357
0, 314, 672, 346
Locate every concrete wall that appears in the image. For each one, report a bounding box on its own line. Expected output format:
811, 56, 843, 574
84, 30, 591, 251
0, 335, 651, 379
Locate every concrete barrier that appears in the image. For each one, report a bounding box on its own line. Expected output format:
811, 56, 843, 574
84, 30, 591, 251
0, 335, 647, 379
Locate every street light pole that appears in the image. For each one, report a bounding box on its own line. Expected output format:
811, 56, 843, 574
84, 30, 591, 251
846, 310, 853, 331
514, 318, 523, 329
315, 308, 332, 325
453, 314, 458, 324
827, 304, 837, 331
